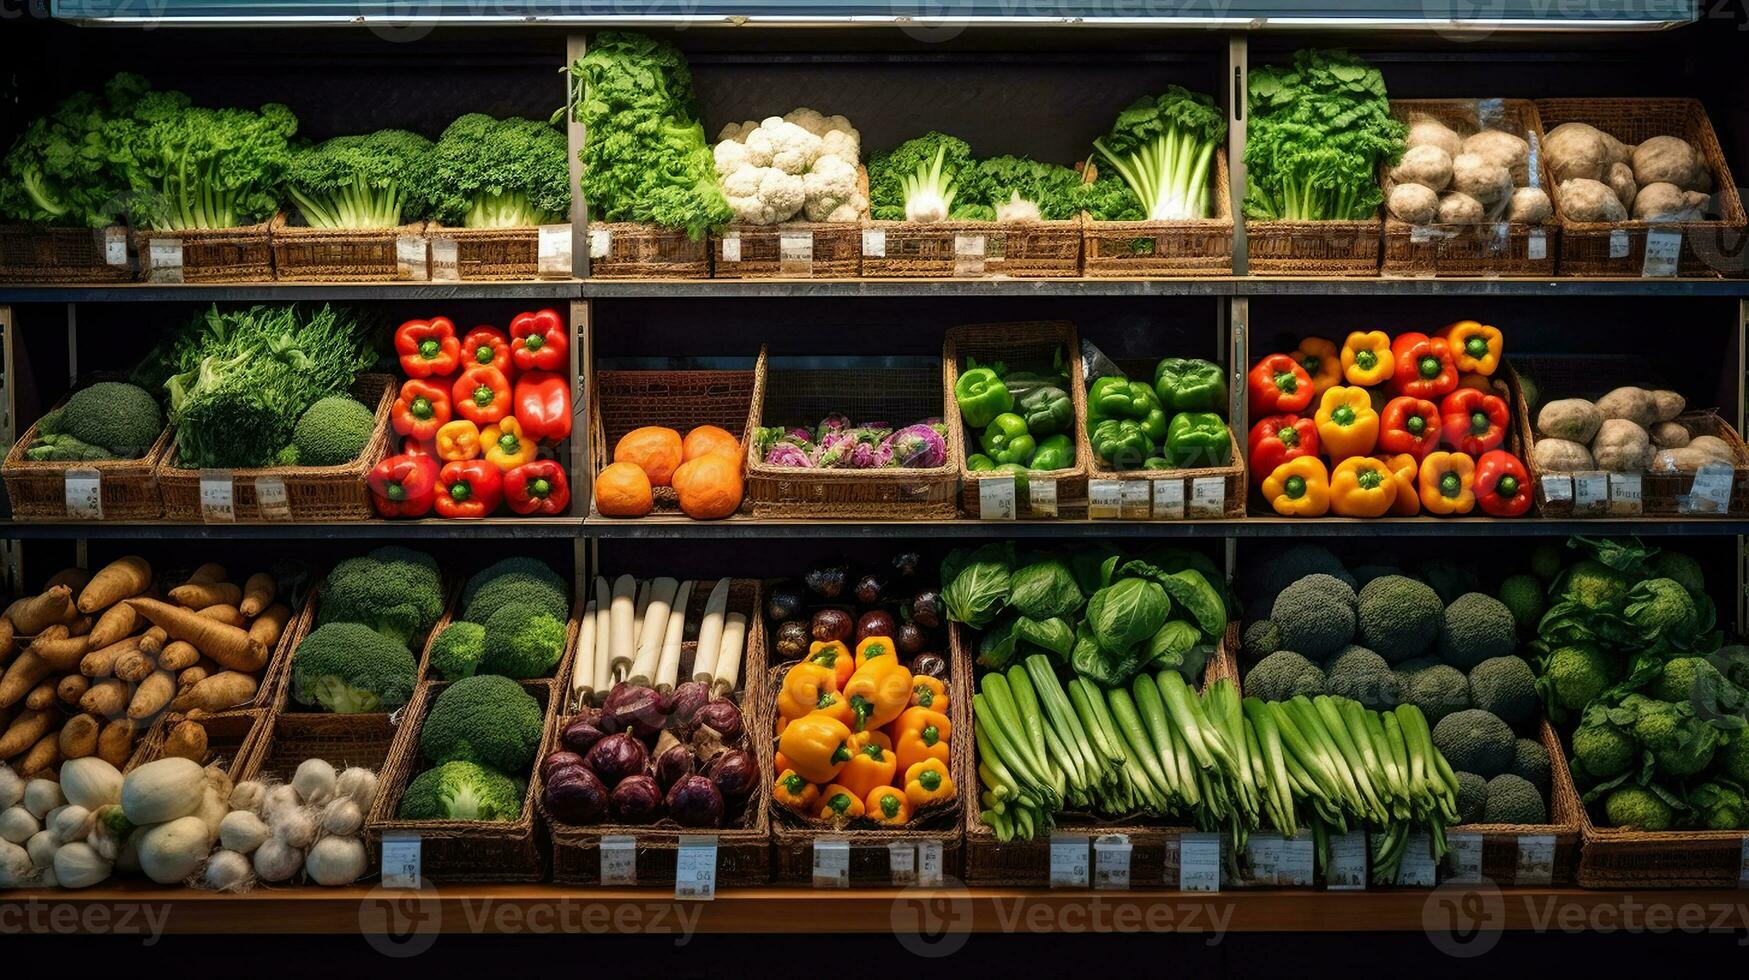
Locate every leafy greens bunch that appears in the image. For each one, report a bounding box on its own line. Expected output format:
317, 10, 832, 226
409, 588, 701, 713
1091, 85, 1227, 222
868, 133, 1089, 224
0, 73, 153, 228
430, 114, 570, 229
285, 129, 436, 229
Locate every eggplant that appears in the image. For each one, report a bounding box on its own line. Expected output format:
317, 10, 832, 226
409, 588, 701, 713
765, 583, 807, 623
855, 609, 898, 645
542, 751, 587, 783
668, 680, 711, 736
599, 683, 668, 740
706, 749, 758, 803
665, 775, 726, 828
695, 698, 744, 743
584, 732, 649, 788
894, 620, 928, 656
891, 551, 923, 578
853, 573, 888, 606
544, 766, 609, 824
909, 652, 949, 680
811, 608, 852, 645
611, 774, 664, 824
804, 563, 849, 600
774, 620, 811, 660
651, 730, 696, 790
907, 589, 943, 630
559, 718, 605, 756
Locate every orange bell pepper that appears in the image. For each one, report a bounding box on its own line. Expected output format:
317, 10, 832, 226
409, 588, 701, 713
1314, 385, 1380, 461
1294, 337, 1343, 398
838, 733, 898, 800
817, 784, 866, 820
843, 657, 913, 732
854, 635, 897, 670
909, 675, 949, 712
866, 786, 912, 826
1340, 330, 1395, 386
777, 713, 853, 783
1375, 453, 1421, 516
773, 770, 819, 814
776, 662, 840, 721
1329, 456, 1398, 518
434, 419, 481, 461
1436, 321, 1503, 376
903, 758, 956, 809
482, 416, 537, 471
1419, 451, 1477, 515
892, 707, 952, 776
808, 640, 854, 689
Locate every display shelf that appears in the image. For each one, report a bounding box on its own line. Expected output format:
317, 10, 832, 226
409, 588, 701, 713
0, 282, 584, 304
0, 518, 583, 539
578, 278, 1749, 299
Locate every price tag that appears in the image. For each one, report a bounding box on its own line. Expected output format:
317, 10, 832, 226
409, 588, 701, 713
1093, 834, 1132, 890
1088, 479, 1122, 520
719, 231, 741, 263
1642, 228, 1682, 277
198, 470, 235, 523
1687, 464, 1734, 514
1540, 474, 1573, 504
63, 469, 102, 520
1118, 480, 1151, 519
1048, 834, 1089, 888
1396, 831, 1436, 887
674, 835, 717, 901
977, 475, 1016, 520
1153, 478, 1186, 520
888, 842, 916, 886
429, 238, 459, 281
861, 228, 886, 258
953, 234, 986, 276
917, 840, 943, 887
588, 227, 612, 260
395, 235, 428, 280
1327, 831, 1367, 890
1179, 832, 1221, 892
1189, 477, 1227, 518
780, 231, 813, 276
380, 833, 421, 889
254, 477, 291, 522
1609, 229, 1631, 259
1278, 834, 1314, 886
1445, 833, 1483, 883
1245, 833, 1282, 885
146, 238, 184, 283
1515, 834, 1556, 886
813, 838, 850, 889
1573, 471, 1608, 513
536, 223, 573, 278
103, 227, 128, 267
1608, 472, 1643, 515
1028, 478, 1058, 518
1527, 230, 1548, 261
1410, 223, 1438, 244
600, 835, 637, 886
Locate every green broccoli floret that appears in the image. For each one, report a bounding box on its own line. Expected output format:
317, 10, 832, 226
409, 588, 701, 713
1633, 700, 1719, 779
274, 444, 301, 466
291, 621, 418, 713
1510, 737, 1551, 795
1242, 650, 1327, 702
1572, 712, 1639, 780
1468, 656, 1538, 731
1432, 708, 1516, 778
1687, 781, 1748, 830
25, 433, 116, 462
1270, 574, 1357, 661
1528, 542, 1563, 582
1454, 771, 1488, 824
419, 674, 544, 774
1718, 732, 1749, 784
1543, 643, 1618, 713
291, 395, 374, 467
1326, 645, 1402, 711
1240, 545, 1353, 611
1436, 593, 1517, 671
1482, 773, 1547, 824
1650, 656, 1717, 703
480, 601, 566, 679
1650, 550, 1707, 597
462, 556, 568, 607
60, 381, 162, 458
1602, 785, 1673, 830
318, 546, 445, 646
1356, 575, 1443, 664
429, 621, 488, 682
1622, 578, 1699, 647
1555, 560, 1633, 616
1405, 664, 1470, 725
398, 760, 525, 822
1416, 560, 1478, 606
1497, 574, 1545, 637
1242, 619, 1282, 660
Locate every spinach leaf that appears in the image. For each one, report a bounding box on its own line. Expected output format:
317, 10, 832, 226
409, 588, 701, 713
1015, 616, 1075, 659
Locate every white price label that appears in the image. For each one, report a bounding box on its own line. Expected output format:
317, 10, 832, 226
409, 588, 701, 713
1245, 833, 1282, 886
1609, 229, 1631, 259
1688, 464, 1735, 514
380, 833, 421, 889
1179, 832, 1222, 892
1609, 472, 1643, 515
674, 835, 717, 901
1118, 480, 1151, 519
1573, 472, 1609, 513
146, 238, 184, 282
1028, 478, 1058, 518
1445, 833, 1484, 883
1642, 228, 1682, 277
395, 235, 428, 280
1048, 834, 1089, 888
1527, 230, 1548, 261
861, 229, 886, 258
254, 477, 291, 522
977, 475, 1016, 520
953, 234, 986, 258
600, 835, 637, 886
1093, 834, 1132, 891
1410, 223, 1438, 244
1088, 479, 1122, 520
103, 227, 128, 267
1189, 477, 1227, 518
1153, 479, 1186, 520
813, 838, 850, 889
1327, 832, 1367, 890
719, 232, 741, 263
888, 842, 916, 886
779, 231, 813, 272
1278, 834, 1315, 887
429, 238, 460, 281
63, 469, 102, 520
198, 470, 235, 523
918, 840, 943, 887
1395, 831, 1437, 887
536, 223, 573, 278
1515, 835, 1556, 886
588, 227, 612, 260
1539, 474, 1573, 503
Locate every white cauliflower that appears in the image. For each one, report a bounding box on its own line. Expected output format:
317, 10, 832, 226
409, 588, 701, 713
782, 108, 830, 136
802, 155, 861, 222
722, 166, 805, 225
714, 108, 865, 225
745, 117, 822, 176
713, 140, 755, 179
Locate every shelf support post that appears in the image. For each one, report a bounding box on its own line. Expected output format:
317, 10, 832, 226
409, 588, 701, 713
1227, 32, 1248, 275
0, 306, 18, 593
566, 32, 590, 280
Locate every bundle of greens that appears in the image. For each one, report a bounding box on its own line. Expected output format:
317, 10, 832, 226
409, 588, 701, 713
0, 73, 153, 229
570, 32, 730, 239
956, 156, 1086, 222
429, 114, 570, 229
869, 134, 1089, 224
1242, 49, 1405, 222
284, 129, 436, 229
1090, 85, 1227, 222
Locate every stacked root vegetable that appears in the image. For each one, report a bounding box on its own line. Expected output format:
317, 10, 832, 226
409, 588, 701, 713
1544, 122, 1717, 223
1384, 114, 1553, 227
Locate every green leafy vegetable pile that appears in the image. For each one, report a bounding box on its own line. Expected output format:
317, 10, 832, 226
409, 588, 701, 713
0, 74, 150, 229
430, 114, 570, 230
285, 129, 436, 229
1091, 85, 1227, 222
868, 133, 1086, 223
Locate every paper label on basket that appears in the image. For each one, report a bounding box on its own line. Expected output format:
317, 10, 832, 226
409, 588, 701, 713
589, 228, 612, 260
1153, 478, 1186, 520
1394, 832, 1437, 887
1608, 472, 1643, 515
1189, 477, 1226, 518
395, 235, 428, 280
63, 469, 102, 520
1573, 471, 1608, 513
1119, 480, 1151, 519
254, 477, 291, 522
1514, 835, 1556, 886
103, 227, 128, 266
719, 231, 741, 263
1179, 832, 1222, 892
1048, 834, 1089, 888
813, 838, 850, 889
1088, 480, 1122, 519
1539, 474, 1573, 503
674, 835, 717, 901
198, 470, 235, 523
1244, 834, 1281, 886
953, 235, 986, 276
381, 833, 421, 889
978, 475, 1016, 520
146, 239, 184, 283
1093, 834, 1132, 891
537, 223, 573, 278
1028, 478, 1058, 518
1445, 833, 1483, 883
1528, 230, 1548, 261
1687, 464, 1734, 514
1609, 229, 1631, 259
1328, 832, 1367, 890
600, 835, 637, 886
780, 231, 813, 276
887, 841, 916, 885
918, 840, 944, 887
1278, 834, 1314, 887
1642, 229, 1682, 277
429, 237, 459, 281
861, 228, 886, 258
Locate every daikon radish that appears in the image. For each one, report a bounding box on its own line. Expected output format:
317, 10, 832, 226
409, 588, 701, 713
570, 600, 598, 703
691, 578, 732, 685
712, 612, 748, 697
608, 575, 637, 674
629, 578, 677, 686
654, 581, 693, 693
591, 577, 613, 699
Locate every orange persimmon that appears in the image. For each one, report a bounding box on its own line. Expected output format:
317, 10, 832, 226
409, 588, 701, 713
614, 426, 684, 487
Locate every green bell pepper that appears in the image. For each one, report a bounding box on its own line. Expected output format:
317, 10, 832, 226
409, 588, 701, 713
954, 365, 1013, 429
966, 453, 998, 472
1142, 457, 1173, 471
1028, 433, 1073, 471
1154, 357, 1228, 414
1087, 376, 1152, 423
980, 413, 1037, 465
1163, 412, 1231, 468
1090, 418, 1155, 470
1138, 401, 1168, 444
1016, 385, 1073, 437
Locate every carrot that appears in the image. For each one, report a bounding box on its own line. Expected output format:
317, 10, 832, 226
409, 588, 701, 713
248, 603, 293, 649
81, 638, 137, 678
19, 732, 60, 776
114, 650, 156, 683
10, 586, 76, 635
168, 581, 241, 610
173, 671, 258, 714
97, 719, 135, 767
162, 720, 207, 762
79, 678, 129, 717
44, 566, 91, 592
155, 640, 200, 672
76, 555, 153, 614
139, 626, 167, 656
85, 602, 139, 651
186, 563, 227, 585
0, 651, 53, 708
30, 630, 90, 672
24, 681, 58, 711
239, 572, 277, 618
127, 670, 176, 720
58, 713, 99, 760
0, 708, 55, 758
56, 674, 89, 706
126, 597, 265, 672
196, 604, 246, 628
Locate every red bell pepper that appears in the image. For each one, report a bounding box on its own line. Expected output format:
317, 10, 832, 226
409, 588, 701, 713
1388, 333, 1458, 400
1440, 387, 1509, 456
1475, 449, 1531, 517
392, 378, 451, 441
503, 460, 571, 515
401, 436, 436, 459
435, 459, 504, 519
461, 326, 513, 376
1247, 354, 1313, 418
1247, 414, 1319, 484
509, 308, 568, 373
452, 365, 512, 426
395, 317, 461, 379
368, 453, 439, 518
1378, 396, 1442, 461
514, 369, 572, 443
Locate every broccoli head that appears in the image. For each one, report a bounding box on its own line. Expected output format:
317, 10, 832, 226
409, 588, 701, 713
1242, 619, 1283, 661
1436, 592, 1517, 671
1356, 575, 1443, 663
1415, 560, 1478, 606
290, 621, 418, 713
1270, 574, 1357, 661
318, 546, 445, 646
480, 601, 566, 679
1432, 708, 1516, 779
1468, 656, 1539, 731
1497, 574, 1546, 637
462, 568, 569, 625
1405, 664, 1471, 725
1528, 542, 1563, 582
398, 760, 525, 822
1243, 650, 1328, 703
61, 381, 163, 458
1542, 643, 1618, 713
1650, 550, 1707, 598
1717, 732, 1749, 785
1622, 577, 1699, 647
1454, 771, 1488, 824
1602, 785, 1673, 831
1481, 773, 1547, 825
1326, 645, 1402, 711
1687, 781, 1748, 831
1571, 712, 1639, 781
462, 556, 567, 606
429, 621, 488, 682
291, 395, 374, 467
1510, 737, 1551, 795
419, 674, 544, 774
1632, 699, 1719, 779
1555, 560, 1633, 616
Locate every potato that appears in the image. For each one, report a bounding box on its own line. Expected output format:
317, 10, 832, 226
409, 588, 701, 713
1606, 162, 1637, 211
1462, 129, 1530, 186
1632, 182, 1709, 222
1544, 122, 1610, 182
1591, 418, 1653, 472
1557, 178, 1627, 223
1631, 135, 1704, 190
1406, 116, 1463, 158
1437, 192, 1485, 224
1507, 187, 1552, 223
1687, 435, 1736, 465
1594, 386, 1660, 428
1650, 448, 1710, 474
1532, 438, 1594, 473
1387, 183, 1439, 224
1650, 390, 1685, 423
1450, 153, 1512, 206
1650, 422, 1691, 449
1537, 398, 1604, 443
1389, 144, 1453, 192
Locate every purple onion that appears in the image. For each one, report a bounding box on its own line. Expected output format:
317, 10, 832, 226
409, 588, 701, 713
560, 718, 605, 756
541, 750, 586, 783
652, 730, 695, 791
544, 766, 609, 823
665, 775, 725, 828
599, 683, 668, 740
668, 681, 711, 736
706, 749, 758, 803
584, 731, 649, 788
611, 775, 664, 824
695, 698, 744, 743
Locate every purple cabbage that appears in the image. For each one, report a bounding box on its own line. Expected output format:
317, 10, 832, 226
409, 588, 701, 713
765, 443, 814, 467
811, 431, 856, 468
847, 441, 895, 469
883, 423, 948, 468
782, 427, 813, 444
815, 413, 852, 441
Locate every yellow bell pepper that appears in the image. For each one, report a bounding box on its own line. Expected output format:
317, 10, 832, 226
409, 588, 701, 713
1262, 456, 1330, 517
910, 675, 949, 712
434, 419, 482, 461
817, 784, 866, 820
774, 750, 793, 774
1329, 456, 1398, 518
1455, 372, 1493, 394
838, 734, 898, 800
773, 769, 819, 814
1419, 451, 1477, 515
893, 707, 952, 776
1437, 321, 1503, 376
1340, 330, 1395, 387
1314, 385, 1379, 461
807, 640, 854, 689
777, 713, 853, 783
866, 786, 911, 826
776, 662, 839, 721
481, 415, 537, 470
811, 689, 855, 728
904, 758, 956, 809
1295, 336, 1343, 398
854, 635, 897, 670
1376, 453, 1421, 516
843, 656, 913, 732
890, 705, 952, 745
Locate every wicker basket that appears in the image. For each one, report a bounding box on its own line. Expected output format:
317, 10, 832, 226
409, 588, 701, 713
944, 322, 1091, 519
586, 222, 709, 280
860, 218, 1082, 279
1577, 810, 1749, 888
156, 374, 396, 523
541, 580, 772, 886
3, 389, 172, 522
270, 215, 429, 282
1246, 216, 1382, 277
1380, 100, 1560, 278
588, 367, 756, 518
1085, 357, 1244, 520
0, 225, 133, 283
126, 709, 269, 781
1082, 152, 1235, 277
1509, 355, 1749, 518
713, 223, 861, 279
743, 346, 961, 519
134, 221, 274, 283
1536, 98, 1748, 278
1438, 720, 1583, 886
424, 224, 548, 281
